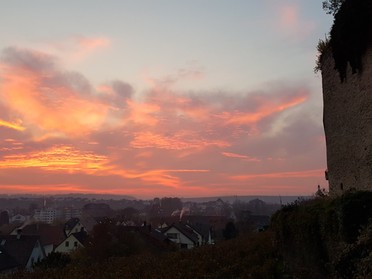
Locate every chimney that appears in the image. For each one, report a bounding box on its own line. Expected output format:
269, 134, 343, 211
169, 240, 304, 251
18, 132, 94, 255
16, 229, 22, 240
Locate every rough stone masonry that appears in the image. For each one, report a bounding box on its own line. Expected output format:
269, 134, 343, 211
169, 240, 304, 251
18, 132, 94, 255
321, 45, 372, 195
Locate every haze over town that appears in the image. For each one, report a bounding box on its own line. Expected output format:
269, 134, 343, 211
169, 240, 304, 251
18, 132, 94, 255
0, 1, 332, 198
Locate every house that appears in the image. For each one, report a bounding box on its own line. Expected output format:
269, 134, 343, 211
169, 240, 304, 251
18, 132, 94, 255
0, 233, 45, 269
0, 246, 20, 272
150, 215, 220, 244
160, 223, 200, 249
113, 225, 174, 254
13, 224, 65, 256
64, 218, 85, 236
54, 230, 87, 254
186, 222, 214, 245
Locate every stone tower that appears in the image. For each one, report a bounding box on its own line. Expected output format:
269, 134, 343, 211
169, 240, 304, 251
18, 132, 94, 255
321, 46, 372, 195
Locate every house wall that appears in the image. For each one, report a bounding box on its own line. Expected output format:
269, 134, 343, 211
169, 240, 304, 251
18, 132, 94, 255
165, 227, 195, 249
43, 244, 54, 256
321, 45, 372, 195
26, 241, 44, 269
55, 235, 82, 254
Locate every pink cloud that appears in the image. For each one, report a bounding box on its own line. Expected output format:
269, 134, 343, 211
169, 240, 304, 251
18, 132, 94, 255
221, 152, 261, 162
130, 131, 230, 150
75, 36, 110, 51
0, 46, 326, 197
231, 169, 324, 181
272, 4, 316, 41
280, 5, 299, 28
218, 95, 307, 126
0, 47, 112, 139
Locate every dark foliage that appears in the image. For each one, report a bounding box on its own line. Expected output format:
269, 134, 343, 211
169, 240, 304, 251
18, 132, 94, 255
336, 191, 372, 243
223, 221, 238, 240
33, 252, 71, 270
272, 191, 372, 279
330, 0, 372, 81
0, 232, 287, 279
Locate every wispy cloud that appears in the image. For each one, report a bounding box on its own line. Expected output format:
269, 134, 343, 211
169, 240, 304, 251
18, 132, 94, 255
0, 119, 25, 131
0, 46, 326, 197
231, 169, 324, 181
0, 145, 109, 173
272, 3, 316, 41
221, 152, 261, 162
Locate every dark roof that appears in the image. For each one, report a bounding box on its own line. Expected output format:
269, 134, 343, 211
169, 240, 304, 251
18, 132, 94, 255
20, 224, 65, 246
0, 235, 41, 267
148, 229, 169, 242
65, 218, 80, 231
162, 223, 199, 244
151, 215, 228, 231
71, 231, 88, 245
0, 246, 20, 271
0, 224, 19, 235
185, 223, 211, 241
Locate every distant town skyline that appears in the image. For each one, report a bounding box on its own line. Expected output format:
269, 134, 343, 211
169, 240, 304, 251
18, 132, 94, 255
0, 1, 332, 198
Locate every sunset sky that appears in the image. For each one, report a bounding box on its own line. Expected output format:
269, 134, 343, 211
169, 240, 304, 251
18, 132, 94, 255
0, 1, 333, 198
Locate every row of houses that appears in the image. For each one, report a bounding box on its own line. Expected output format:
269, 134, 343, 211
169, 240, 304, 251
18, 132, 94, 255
0, 216, 218, 273
0, 218, 87, 272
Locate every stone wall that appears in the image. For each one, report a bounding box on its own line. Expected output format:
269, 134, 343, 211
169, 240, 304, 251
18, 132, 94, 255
321, 46, 372, 195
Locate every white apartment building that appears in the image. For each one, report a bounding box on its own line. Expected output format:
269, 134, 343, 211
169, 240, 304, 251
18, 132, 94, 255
33, 208, 63, 224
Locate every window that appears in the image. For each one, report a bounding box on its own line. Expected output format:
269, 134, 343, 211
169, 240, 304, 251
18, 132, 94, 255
180, 243, 188, 249
65, 241, 69, 247
167, 233, 178, 239
74, 241, 78, 247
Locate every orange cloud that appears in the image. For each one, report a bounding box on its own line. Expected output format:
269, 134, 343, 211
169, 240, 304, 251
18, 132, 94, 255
126, 100, 160, 126
107, 168, 209, 190
0, 139, 24, 152
221, 152, 261, 162
0, 48, 110, 139
130, 131, 229, 150
0, 119, 25, 131
220, 95, 307, 126
138, 169, 209, 188
0, 184, 86, 194
0, 47, 325, 197
231, 169, 324, 181
0, 145, 108, 173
